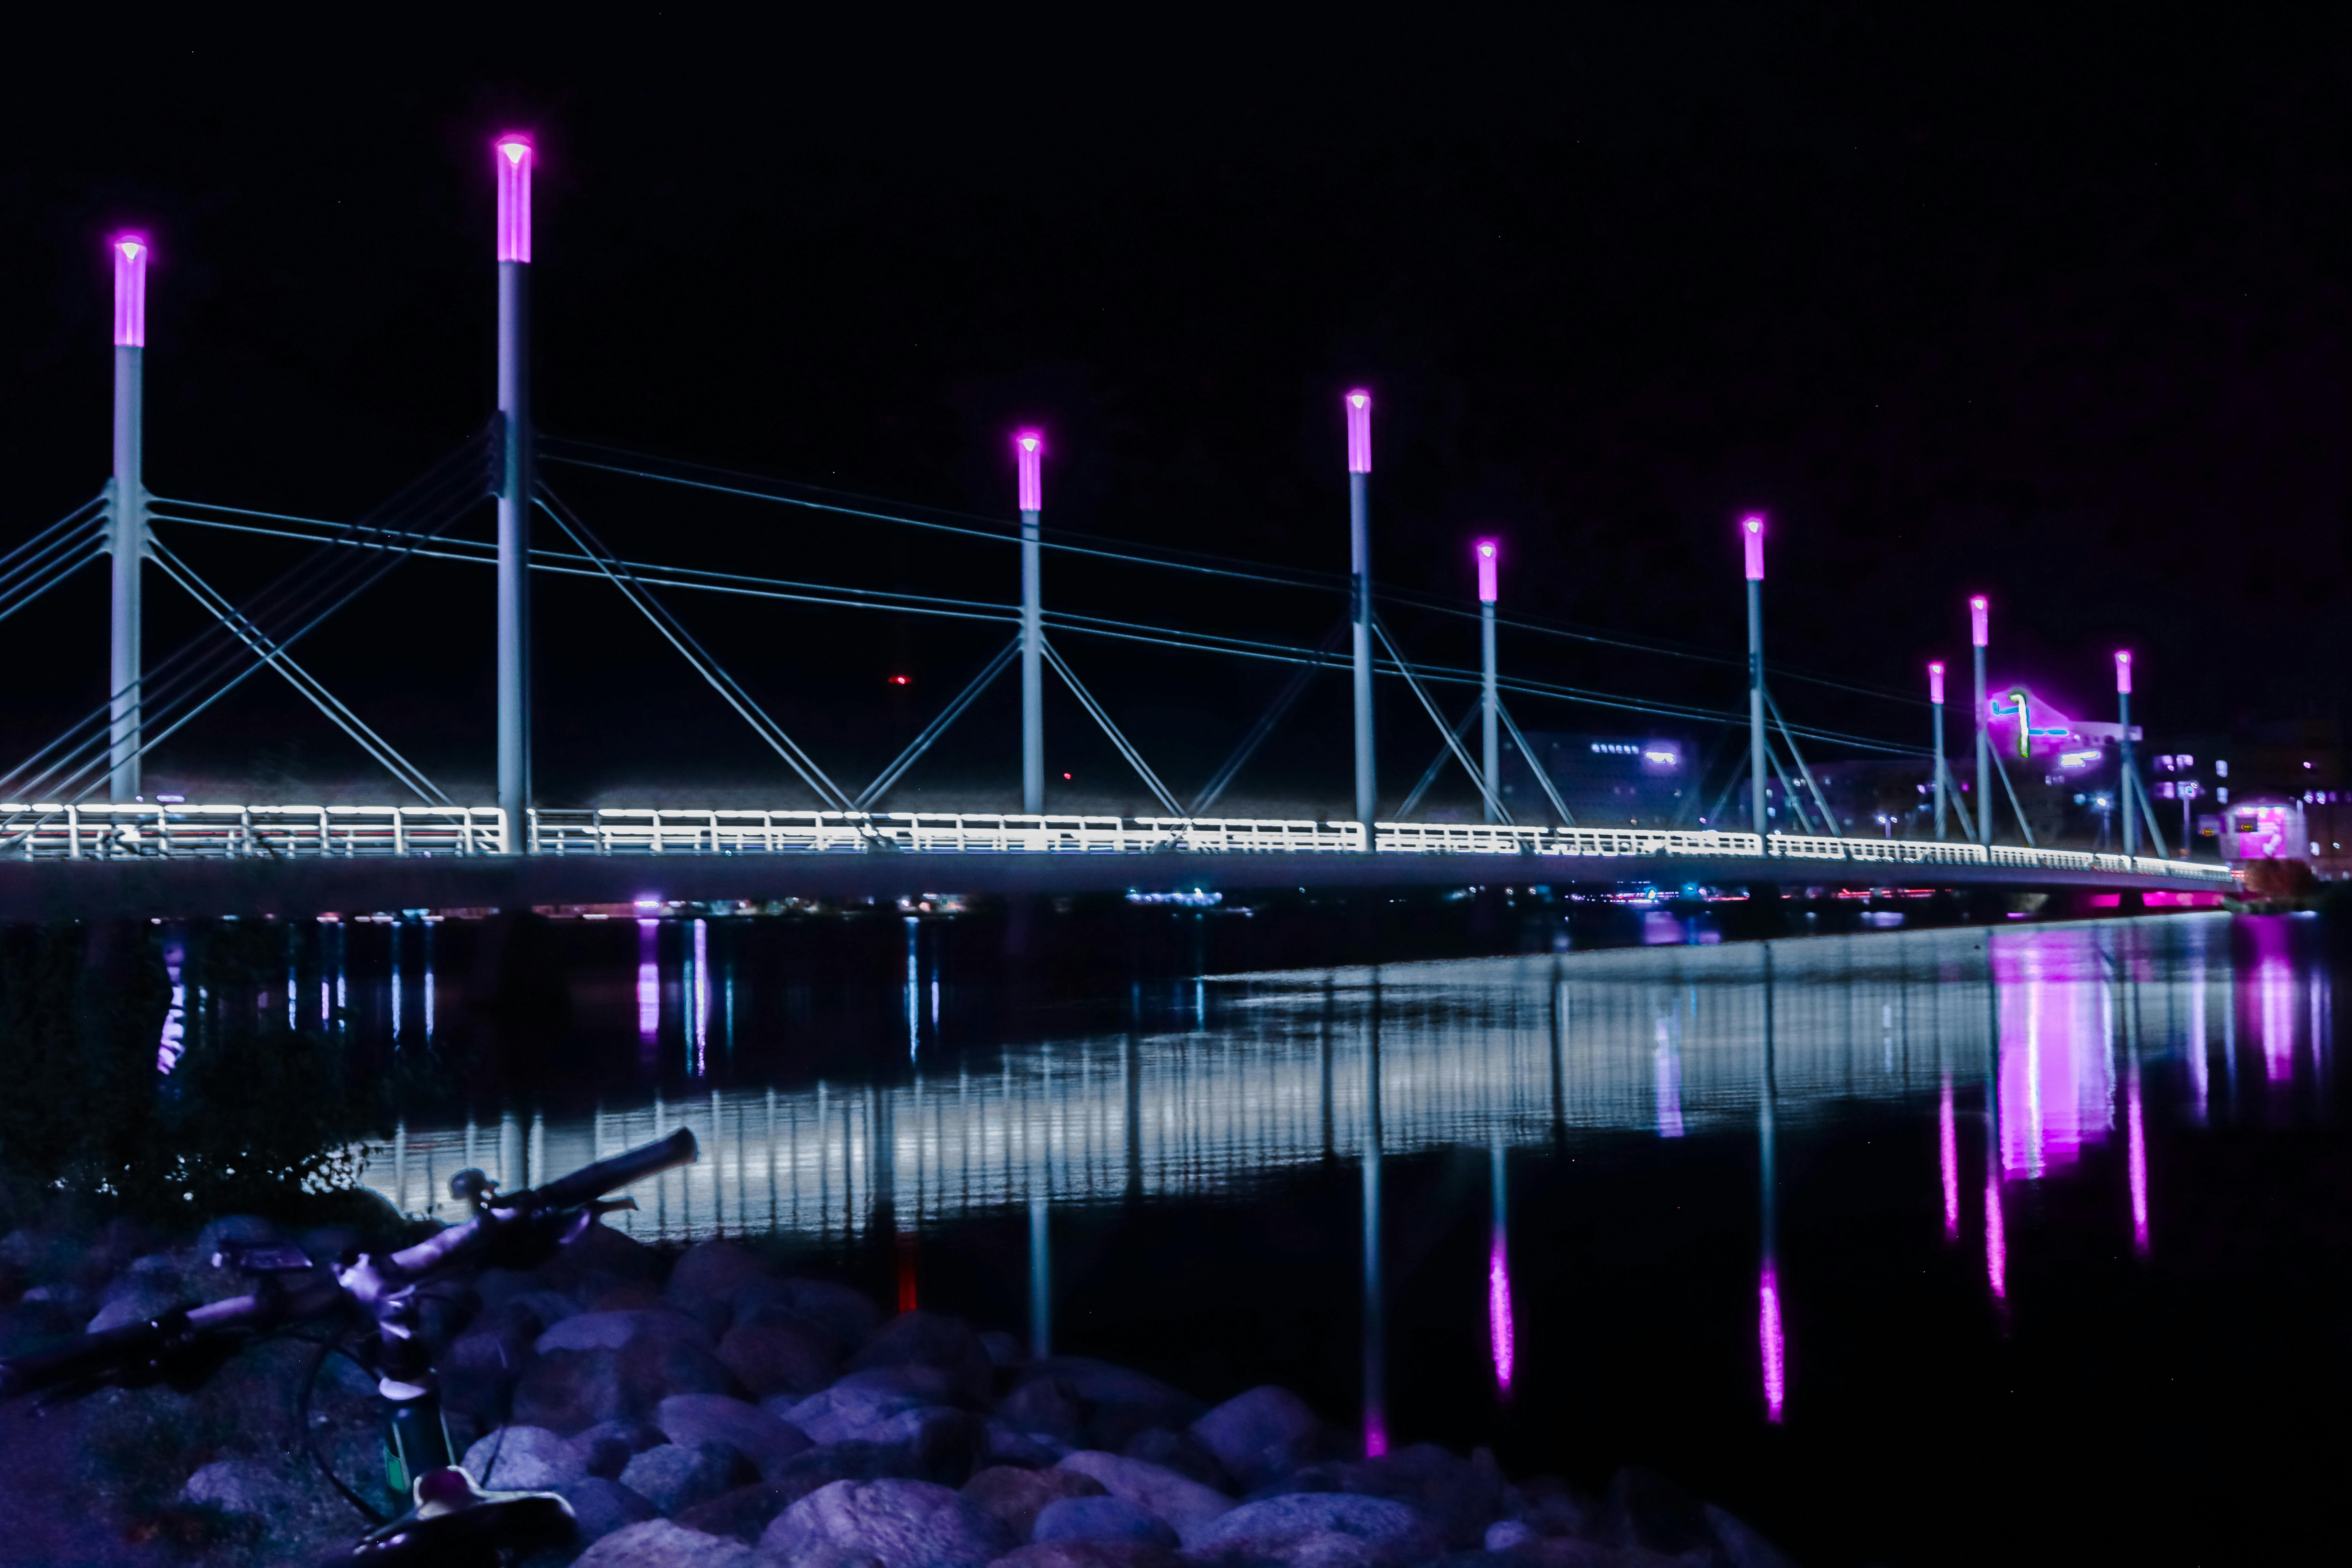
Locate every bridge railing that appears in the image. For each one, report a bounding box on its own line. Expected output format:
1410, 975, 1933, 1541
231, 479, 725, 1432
0, 801, 2238, 885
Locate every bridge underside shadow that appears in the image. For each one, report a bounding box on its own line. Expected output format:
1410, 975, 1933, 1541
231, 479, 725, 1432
0, 851, 2229, 922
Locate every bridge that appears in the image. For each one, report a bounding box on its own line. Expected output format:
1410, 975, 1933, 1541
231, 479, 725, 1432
0, 137, 2231, 919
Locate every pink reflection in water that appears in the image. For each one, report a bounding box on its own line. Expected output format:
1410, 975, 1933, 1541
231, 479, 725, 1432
636, 918, 660, 1054
1985, 1165, 2008, 1300
1488, 1229, 1514, 1396
1362, 1411, 1386, 1458
1653, 1014, 1685, 1138
2251, 918, 2297, 1084
1939, 1072, 1959, 1241
2126, 1057, 2150, 1256
1758, 1265, 1785, 1423
1993, 931, 2115, 1178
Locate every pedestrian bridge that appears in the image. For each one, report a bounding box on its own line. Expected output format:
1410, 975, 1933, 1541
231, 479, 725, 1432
0, 800, 2236, 920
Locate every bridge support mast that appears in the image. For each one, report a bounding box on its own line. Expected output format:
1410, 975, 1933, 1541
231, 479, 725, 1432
1929, 661, 1948, 839
1476, 540, 1499, 824
1016, 433, 1044, 815
108, 238, 149, 804
1743, 517, 1765, 837
494, 136, 536, 852
2116, 651, 2137, 858
1970, 596, 1990, 846
1346, 392, 1375, 832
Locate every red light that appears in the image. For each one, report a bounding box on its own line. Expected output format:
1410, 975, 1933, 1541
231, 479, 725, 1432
1062, 772, 1072, 780
888, 675, 911, 686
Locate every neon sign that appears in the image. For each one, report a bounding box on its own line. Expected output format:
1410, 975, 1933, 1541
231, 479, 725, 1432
1989, 688, 2068, 760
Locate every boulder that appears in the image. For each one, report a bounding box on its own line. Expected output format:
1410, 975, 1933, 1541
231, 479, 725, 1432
849, 1310, 997, 1403
1034, 1495, 1180, 1549
1702, 1504, 1799, 1568
194, 1215, 279, 1262
1013, 1359, 1202, 1450
656, 1392, 812, 1479
996, 1375, 1083, 1441
666, 1240, 774, 1333
1055, 1451, 1233, 1543
536, 1307, 712, 1356
1189, 1385, 1331, 1490
1278, 1443, 1509, 1549
620, 1442, 746, 1516
987, 1543, 1183, 1568
985, 1421, 1070, 1469
572, 1417, 670, 1479
774, 1380, 934, 1444
1486, 1520, 1538, 1551
1184, 1493, 1445, 1567
734, 1277, 880, 1355
962, 1463, 1109, 1538
460, 1424, 587, 1492
979, 1329, 1025, 1367
1506, 1476, 1596, 1540
861, 1404, 990, 1483
760, 1476, 1014, 1568
718, 1316, 838, 1399
513, 1348, 632, 1433
563, 1475, 662, 1544
674, 1479, 810, 1544
1120, 1426, 1229, 1490
1600, 1467, 1713, 1559
441, 1299, 548, 1419
573, 1517, 756, 1567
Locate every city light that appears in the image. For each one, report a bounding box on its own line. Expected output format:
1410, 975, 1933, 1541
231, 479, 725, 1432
1345, 390, 1372, 474
112, 236, 148, 348
1474, 539, 1498, 604
2114, 649, 2132, 694
1969, 595, 1989, 648
493, 134, 534, 263
1014, 431, 1043, 512
1928, 660, 1945, 705
1742, 514, 1765, 581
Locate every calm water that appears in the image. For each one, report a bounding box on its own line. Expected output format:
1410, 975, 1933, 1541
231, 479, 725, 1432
334, 911, 2343, 1565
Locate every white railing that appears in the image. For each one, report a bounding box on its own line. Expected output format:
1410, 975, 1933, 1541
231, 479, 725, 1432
0, 801, 2238, 885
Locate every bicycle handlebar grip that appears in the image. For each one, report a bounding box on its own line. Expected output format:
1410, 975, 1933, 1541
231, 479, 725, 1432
0, 1307, 195, 1399
525, 1128, 697, 1212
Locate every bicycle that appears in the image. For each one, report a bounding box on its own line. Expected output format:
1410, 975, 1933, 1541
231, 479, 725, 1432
0, 1128, 701, 1565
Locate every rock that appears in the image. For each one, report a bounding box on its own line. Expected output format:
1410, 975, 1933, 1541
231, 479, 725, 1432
997, 1375, 1083, 1441
620, 1441, 746, 1516
987, 1544, 1182, 1568
776, 1381, 934, 1444
1185, 1493, 1445, 1567
735, 1277, 880, 1355
573, 1417, 670, 1479
985, 1422, 1069, 1468
552, 1221, 667, 1285
1486, 1519, 1537, 1551
862, 1404, 989, 1483
719, 1315, 839, 1398
675, 1480, 810, 1543
537, 1307, 713, 1356
574, 1517, 757, 1567
194, 1214, 279, 1262
1278, 1444, 1509, 1549
1507, 1476, 1596, 1540
85, 1272, 186, 1334
1014, 1359, 1203, 1451
979, 1329, 1025, 1367
849, 1310, 997, 1404
1034, 1495, 1180, 1549
1190, 1385, 1332, 1490
1702, 1504, 1799, 1568
962, 1464, 1109, 1538
183, 1456, 303, 1520
666, 1240, 774, 1333
514, 1347, 632, 1433
565, 1475, 662, 1543
461, 1424, 588, 1492
1120, 1426, 1228, 1490
1600, 1467, 1713, 1559
515, 1326, 740, 1434
1055, 1451, 1233, 1543
656, 1392, 812, 1479
442, 1299, 548, 1419
760, 1477, 1014, 1568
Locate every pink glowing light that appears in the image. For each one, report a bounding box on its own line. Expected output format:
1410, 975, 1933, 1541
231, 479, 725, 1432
636, 917, 660, 1054
1985, 1165, 2007, 1300
1487, 1229, 1515, 1394
1970, 596, 1989, 648
1014, 431, 1043, 513
1939, 1071, 1959, 1242
1994, 930, 2117, 1178
1928, 660, 1946, 706
1741, 515, 1765, 581
494, 134, 534, 263
112, 236, 148, 348
1474, 539, 1499, 604
1362, 1410, 1386, 1459
2125, 1058, 2149, 1256
1758, 1265, 1785, 1423
2114, 650, 2133, 695
1345, 390, 1372, 474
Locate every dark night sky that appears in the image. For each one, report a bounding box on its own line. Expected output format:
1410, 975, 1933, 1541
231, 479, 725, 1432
2, 12, 2347, 811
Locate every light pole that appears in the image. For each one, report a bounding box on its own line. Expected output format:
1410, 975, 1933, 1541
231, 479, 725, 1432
1346, 391, 1375, 832
1016, 432, 1045, 815
1970, 596, 1991, 846
494, 134, 535, 851
2116, 650, 2137, 858
109, 236, 148, 804
1475, 539, 1499, 824
1744, 515, 1766, 836
1929, 660, 1947, 840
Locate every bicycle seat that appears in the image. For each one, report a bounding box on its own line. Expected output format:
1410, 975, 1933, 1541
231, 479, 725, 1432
345, 1465, 574, 1564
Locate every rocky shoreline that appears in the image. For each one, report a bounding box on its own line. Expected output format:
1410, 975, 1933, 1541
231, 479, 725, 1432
0, 1210, 1797, 1568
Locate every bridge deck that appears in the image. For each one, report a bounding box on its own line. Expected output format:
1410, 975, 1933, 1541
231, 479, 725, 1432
0, 802, 2235, 920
